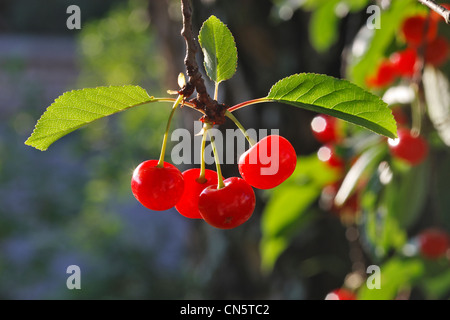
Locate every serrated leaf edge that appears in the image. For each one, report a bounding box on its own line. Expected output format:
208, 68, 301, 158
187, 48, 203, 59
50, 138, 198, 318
25, 85, 155, 151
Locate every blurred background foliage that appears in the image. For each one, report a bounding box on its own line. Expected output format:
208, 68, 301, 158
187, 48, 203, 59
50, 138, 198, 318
0, 0, 449, 299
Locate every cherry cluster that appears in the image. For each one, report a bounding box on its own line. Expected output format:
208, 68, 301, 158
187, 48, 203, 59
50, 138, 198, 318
366, 9, 449, 88
131, 113, 297, 229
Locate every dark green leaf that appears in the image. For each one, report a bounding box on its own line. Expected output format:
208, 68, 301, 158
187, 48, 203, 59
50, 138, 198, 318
361, 176, 409, 258
385, 161, 430, 229
433, 151, 450, 230
260, 154, 340, 272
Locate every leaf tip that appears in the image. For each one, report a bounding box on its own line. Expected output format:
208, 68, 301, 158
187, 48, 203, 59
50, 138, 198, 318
24, 138, 46, 151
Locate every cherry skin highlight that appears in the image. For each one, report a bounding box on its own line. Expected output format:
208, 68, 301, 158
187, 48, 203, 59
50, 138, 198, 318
325, 288, 357, 300
131, 160, 184, 211
175, 168, 218, 219
388, 128, 428, 166
198, 177, 256, 229
238, 135, 297, 190
317, 144, 345, 170
311, 114, 340, 144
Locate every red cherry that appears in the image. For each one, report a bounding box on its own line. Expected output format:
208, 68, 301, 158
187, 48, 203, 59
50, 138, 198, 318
317, 144, 345, 170
366, 60, 397, 89
198, 177, 256, 229
388, 128, 428, 166
390, 48, 419, 77
175, 168, 218, 219
325, 288, 357, 300
238, 135, 297, 189
391, 107, 409, 128
425, 36, 449, 67
401, 15, 438, 47
418, 228, 449, 259
131, 160, 184, 211
311, 114, 341, 144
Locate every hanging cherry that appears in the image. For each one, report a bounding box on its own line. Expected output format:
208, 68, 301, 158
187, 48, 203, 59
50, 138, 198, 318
238, 135, 297, 190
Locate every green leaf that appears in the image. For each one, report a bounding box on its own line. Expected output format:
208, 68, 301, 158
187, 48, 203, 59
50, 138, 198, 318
309, 0, 340, 52
361, 175, 409, 258
385, 161, 430, 229
357, 257, 424, 300
266, 73, 397, 138
25, 86, 155, 151
422, 268, 450, 299
432, 151, 450, 230
343, 0, 371, 12
198, 15, 238, 84
260, 154, 340, 272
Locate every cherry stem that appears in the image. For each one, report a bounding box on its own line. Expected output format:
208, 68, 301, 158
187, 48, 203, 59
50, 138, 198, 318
197, 123, 209, 184
154, 97, 199, 112
417, 0, 450, 24
227, 97, 269, 112
206, 123, 225, 189
214, 82, 219, 101
157, 94, 184, 167
225, 110, 256, 147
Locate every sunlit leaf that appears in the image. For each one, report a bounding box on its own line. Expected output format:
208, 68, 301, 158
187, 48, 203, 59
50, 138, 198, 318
198, 15, 238, 84
266, 73, 397, 138
25, 86, 156, 151
357, 257, 424, 300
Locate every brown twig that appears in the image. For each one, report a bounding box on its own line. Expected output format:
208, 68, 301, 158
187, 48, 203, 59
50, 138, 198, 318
417, 0, 450, 24
179, 0, 228, 125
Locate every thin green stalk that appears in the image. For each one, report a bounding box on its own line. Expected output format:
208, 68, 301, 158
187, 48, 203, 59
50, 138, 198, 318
154, 97, 198, 110
225, 110, 256, 147
157, 94, 184, 167
206, 123, 225, 189
214, 82, 219, 101
197, 123, 209, 183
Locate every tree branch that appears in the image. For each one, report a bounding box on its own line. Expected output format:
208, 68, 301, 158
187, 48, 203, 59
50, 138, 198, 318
417, 0, 450, 24
179, 0, 228, 125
